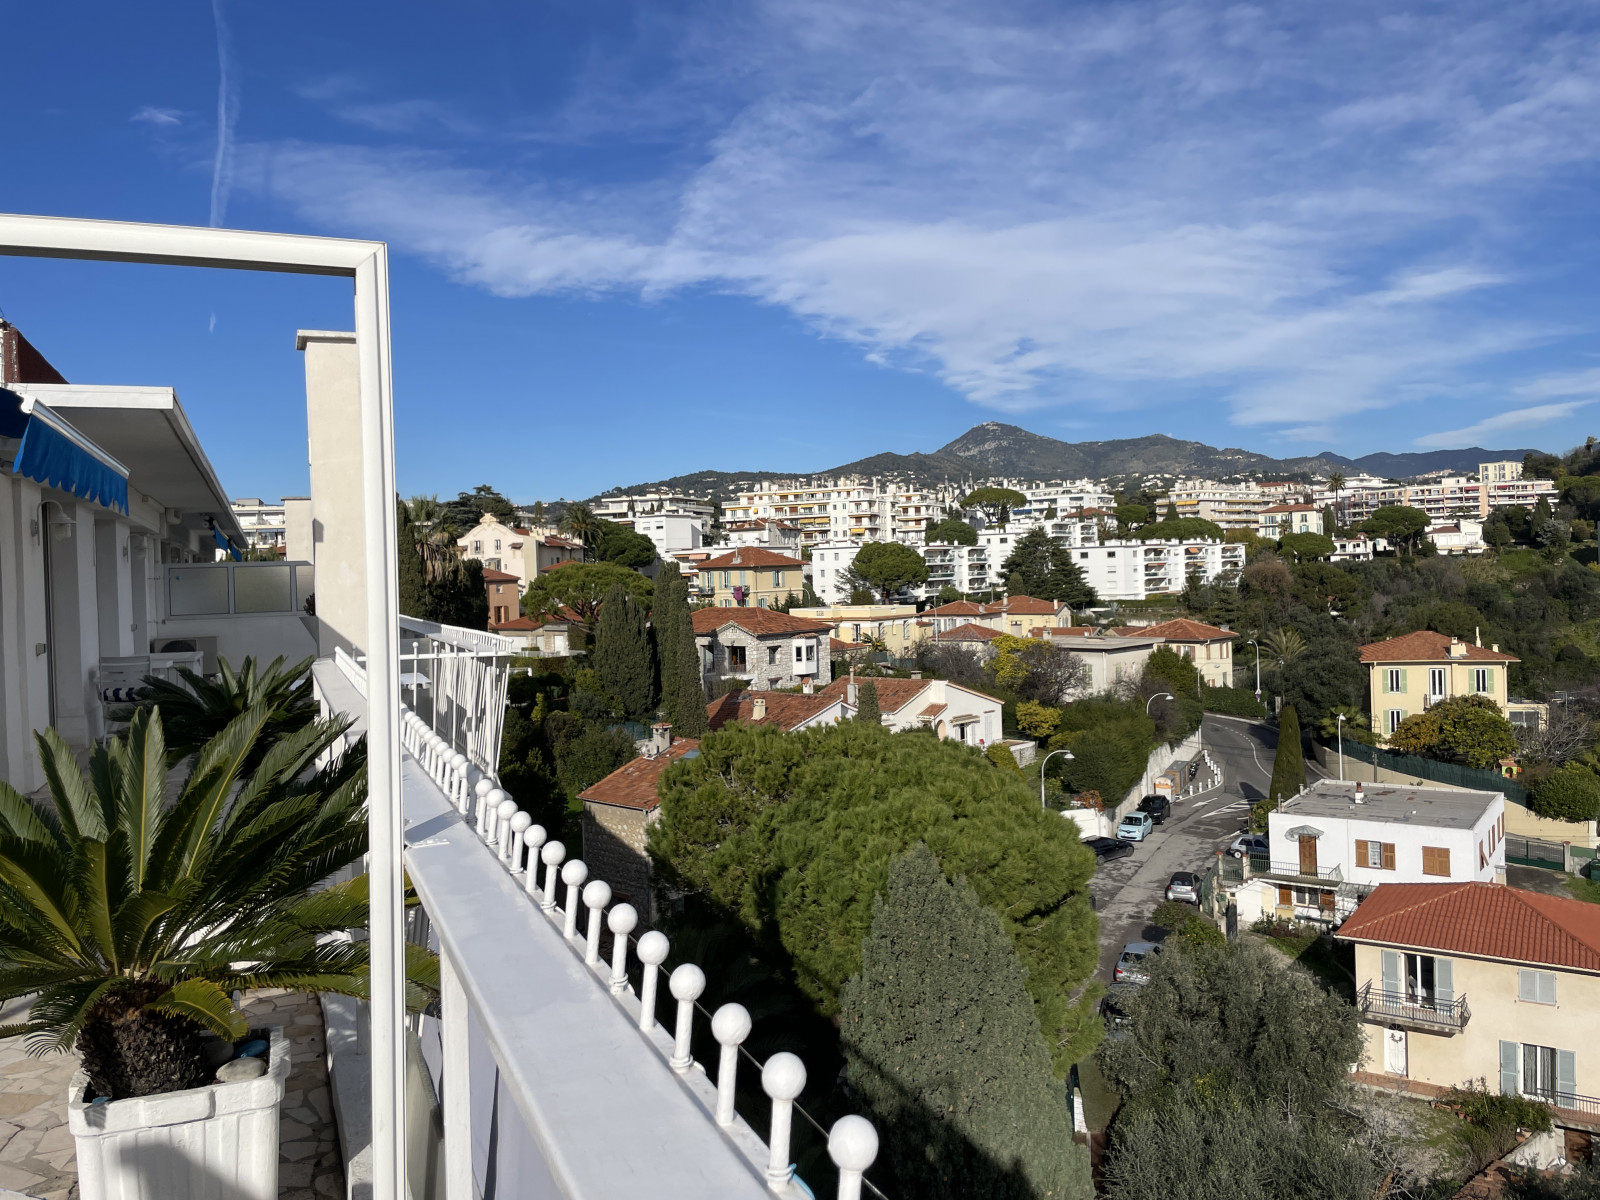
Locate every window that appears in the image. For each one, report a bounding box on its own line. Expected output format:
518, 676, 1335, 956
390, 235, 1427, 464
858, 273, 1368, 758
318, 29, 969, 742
1387, 709, 1404, 734
728, 646, 747, 670
1428, 667, 1446, 696
1519, 970, 1558, 1005
494, 540, 502, 553
772, 570, 783, 588
767, 646, 780, 665
721, 571, 731, 587
1386, 668, 1404, 693
473, 540, 483, 554
1421, 846, 1451, 876
795, 645, 805, 662
1474, 668, 1492, 693
1357, 840, 1396, 870
805, 643, 815, 661
1510, 1043, 1576, 1104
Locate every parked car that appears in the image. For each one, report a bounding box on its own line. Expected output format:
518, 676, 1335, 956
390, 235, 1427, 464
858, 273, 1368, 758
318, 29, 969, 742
1137, 794, 1171, 824
1165, 871, 1200, 903
1228, 833, 1268, 859
1083, 836, 1134, 864
1100, 983, 1142, 1040
1114, 941, 1162, 985
1117, 811, 1154, 842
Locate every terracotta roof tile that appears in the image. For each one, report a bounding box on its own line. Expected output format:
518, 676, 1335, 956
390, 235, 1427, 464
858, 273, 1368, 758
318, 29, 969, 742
1337, 882, 1600, 972
699, 547, 805, 570
691, 608, 834, 636
1358, 630, 1518, 663
935, 622, 1003, 642
491, 615, 543, 631
704, 692, 845, 731
818, 676, 931, 714
481, 567, 520, 582
578, 739, 700, 811
830, 636, 866, 651
926, 600, 985, 617
1115, 618, 1235, 642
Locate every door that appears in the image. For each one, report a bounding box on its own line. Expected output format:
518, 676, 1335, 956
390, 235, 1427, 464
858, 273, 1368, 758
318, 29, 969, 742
1298, 835, 1318, 876
1385, 1028, 1408, 1075
1404, 953, 1435, 1006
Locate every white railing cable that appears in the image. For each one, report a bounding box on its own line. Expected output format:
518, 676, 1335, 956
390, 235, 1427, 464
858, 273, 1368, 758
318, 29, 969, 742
399, 698, 886, 1199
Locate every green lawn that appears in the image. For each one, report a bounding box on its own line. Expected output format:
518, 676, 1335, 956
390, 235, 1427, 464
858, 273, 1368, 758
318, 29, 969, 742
1565, 871, 1600, 905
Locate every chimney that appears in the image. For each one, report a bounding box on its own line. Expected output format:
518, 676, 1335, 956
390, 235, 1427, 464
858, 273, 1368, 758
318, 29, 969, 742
650, 722, 672, 756
1353, 782, 1364, 804
802, 679, 814, 694
752, 696, 767, 721
1475, 625, 1482, 648
847, 680, 859, 706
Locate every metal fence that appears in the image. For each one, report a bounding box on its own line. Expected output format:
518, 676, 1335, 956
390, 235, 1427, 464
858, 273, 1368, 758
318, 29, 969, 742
1506, 834, 1567, 871
1331, 739, 1529, 805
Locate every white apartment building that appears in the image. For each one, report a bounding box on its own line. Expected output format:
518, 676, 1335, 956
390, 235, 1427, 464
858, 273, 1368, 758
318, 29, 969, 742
1336, 469, 1557, 525
230, 496, 287, 556
724, 477, 964, 550
1258, 503, 1322, 538
1430, 517, 1487, 556
617, 510, 705, 556
1170, 480, 1273, 530
1002, 480, 1116, 519
1069, 538, 1245, 601
721, 518, 801, 551
593, 491, 716, 521
923, 542, 995, 596
809, 539, 862, 604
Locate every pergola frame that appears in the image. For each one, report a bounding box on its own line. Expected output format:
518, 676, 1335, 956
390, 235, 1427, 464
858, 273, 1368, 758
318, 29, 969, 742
0, 214, 407, 1197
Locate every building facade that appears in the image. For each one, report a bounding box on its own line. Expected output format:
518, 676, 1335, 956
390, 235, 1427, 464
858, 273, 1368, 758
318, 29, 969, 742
819, 675, 1005, 745
230, 497, 288, 556
699, 547, 806, 608
691, 607, 832, 692
1360, 631, 1518, 740
1115, 618, 1236, 686
1070, 538, 1245, 601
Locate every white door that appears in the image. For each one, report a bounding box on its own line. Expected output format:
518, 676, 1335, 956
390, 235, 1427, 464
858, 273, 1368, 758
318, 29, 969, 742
1385, 1027, 1408, 1075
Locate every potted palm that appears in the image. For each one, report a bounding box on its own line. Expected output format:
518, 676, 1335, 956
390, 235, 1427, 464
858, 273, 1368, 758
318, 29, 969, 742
0, 705, 437, 1200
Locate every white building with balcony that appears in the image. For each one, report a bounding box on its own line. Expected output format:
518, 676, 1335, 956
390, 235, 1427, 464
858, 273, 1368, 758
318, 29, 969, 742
1068, 537, 1244, 601
230, 496, 288, 555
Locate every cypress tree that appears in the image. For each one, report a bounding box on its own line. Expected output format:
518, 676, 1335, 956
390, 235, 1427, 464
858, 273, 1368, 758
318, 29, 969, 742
1268, 703, 1305, 804
396, 499, 427, 618
593, 583, 657, 718
671, 601, 707, 736
654, 564, 685, 720
841, 844, 1091, 1200
857, 679, 881, 724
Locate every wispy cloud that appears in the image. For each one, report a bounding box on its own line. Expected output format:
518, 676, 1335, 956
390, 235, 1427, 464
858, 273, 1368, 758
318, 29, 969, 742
209, 0, 239, 227
1415, 401, 1592, 448
239, 0, 1600, 431
132, 106, 182, 127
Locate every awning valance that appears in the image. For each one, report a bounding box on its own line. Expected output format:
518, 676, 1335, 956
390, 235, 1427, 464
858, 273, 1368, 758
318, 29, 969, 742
0, 388, 129, 514
1284, 825, 1325, 840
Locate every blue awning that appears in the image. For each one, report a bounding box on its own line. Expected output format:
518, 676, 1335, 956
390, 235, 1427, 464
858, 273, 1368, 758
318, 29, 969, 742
0, 388, 129, 514
213, 526, 242, 562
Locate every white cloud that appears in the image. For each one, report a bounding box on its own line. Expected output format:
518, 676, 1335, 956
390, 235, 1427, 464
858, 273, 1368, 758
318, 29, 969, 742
132, 106, 182, 126
1415, 402, 1592, 448
238, 0, 1600, 431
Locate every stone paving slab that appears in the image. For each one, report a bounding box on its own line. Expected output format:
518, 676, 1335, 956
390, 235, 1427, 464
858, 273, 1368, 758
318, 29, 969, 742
0, 990, 345, 1200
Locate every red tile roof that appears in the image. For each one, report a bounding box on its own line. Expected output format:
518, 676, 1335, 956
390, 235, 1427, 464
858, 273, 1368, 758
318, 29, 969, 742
926, 600, 985, 617
579, 739, 700, 811
935, 622, 1003, 643
1337, 883, 1600, 972
818, 676, 931, 715
830, 636, 866, 651
704, 692, 844, 732
1358, 630, 1518, 663
991, 596, 1063, 616
699, 547, 805, 570
1115, 618, 1234, 642
482, 567, 520, 583
543, 534, 584, 550
691, 608, 833, 636
491, 615, 543, 631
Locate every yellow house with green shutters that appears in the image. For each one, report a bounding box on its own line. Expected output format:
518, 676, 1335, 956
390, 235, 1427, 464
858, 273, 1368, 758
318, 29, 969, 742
1359, 630, 1519, 743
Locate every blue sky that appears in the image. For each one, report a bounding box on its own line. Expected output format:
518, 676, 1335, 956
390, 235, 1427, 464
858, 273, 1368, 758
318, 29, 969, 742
3, 1, 1600, 502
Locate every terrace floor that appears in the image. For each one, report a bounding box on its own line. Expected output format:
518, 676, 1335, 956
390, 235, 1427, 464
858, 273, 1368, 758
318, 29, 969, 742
0, 990, 344, 1200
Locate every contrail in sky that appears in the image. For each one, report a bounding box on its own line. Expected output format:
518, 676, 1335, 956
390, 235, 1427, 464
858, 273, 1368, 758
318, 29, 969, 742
209, 0, 238, 227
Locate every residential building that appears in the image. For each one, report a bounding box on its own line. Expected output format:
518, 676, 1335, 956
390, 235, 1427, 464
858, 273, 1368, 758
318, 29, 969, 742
699, 546, 807, 608
230, 497, 287, 556
691, 606, 833, 692
787, 604, 924, 656
1113, 617, 1236, 686
1480, 460, 1524, 484
1360, 631, 1518, 740
1338, 882, 1600, 1124
721, 518, 800, 551
922, 542, 994, 596
484, 567, 520, 627
1170, 479, 1278, 530
1035, 626, 1165, 696
933, 623, 1004, 656
920, 595, 1072, 638
457, 513, 583, 592
1429, 517, 1487, 556
578, 726, 699, 914
1009, 480, 1116, 518
490, 614, 577, 656
722, 477, 965, 549
819, 675, 1005, 745
619, 511, 705, 556
1330, 534, 1379, 563
1257, 502, 1322, 539
705, 690, 854, 732
809, 540, 862, 604
1335, 474, 1557, 525
593, 491, 716, 521
1068, 537, 1244, 601
1233, 780, 1505, 926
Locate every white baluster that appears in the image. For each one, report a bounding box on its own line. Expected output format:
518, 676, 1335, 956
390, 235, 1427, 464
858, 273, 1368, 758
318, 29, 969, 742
828, 1116, 878, 1200
448, 752, 469, 808
711, 1003, 751, 1126
461, 766, 482, 816
637, 931, 670, 1031
506, 812, 532, 872
540, 841, 566, 913
582, 880, 612, 964
522, 825, 547, 897
607, 904, 637, 995
496, 799, 519, 862
474, 775, 494, 829
668, 964, 705, 1073
762, 1052, 806, 1191
482, 788, 507, 843
562, 860, 589, 939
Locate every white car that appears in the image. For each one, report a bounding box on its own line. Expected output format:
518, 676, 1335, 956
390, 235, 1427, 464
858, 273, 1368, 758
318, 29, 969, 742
1228, 834, 1268, 859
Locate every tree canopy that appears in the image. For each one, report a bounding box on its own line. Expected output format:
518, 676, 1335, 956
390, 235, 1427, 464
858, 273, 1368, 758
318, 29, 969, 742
1130, 516, 1225, 542
592, 519, 658, 569
1528, 765, 1600, 822
439, 484, 516, 532
1278, 531, 1336, 562
649, 721, 1101, 1072
856, 679, 882, 724
1387, 695, 1517, 769
522, 561, 653, 623
961, 486, 1027, 527
1000, 528, 1099, 607
927, 516, 978, 546
1266, 704, 1305, 810
1360, 504, 1430, 554
592, 583, 657, 718
841, 845, 1091, 1200
851, 541, 930, 602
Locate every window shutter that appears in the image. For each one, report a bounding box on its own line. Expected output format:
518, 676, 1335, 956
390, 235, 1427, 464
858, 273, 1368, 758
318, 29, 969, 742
1559, 1050, 1577, 1103
1541, 973, 1558, 1006
1423, 847, 1450, 876
1434, 958, 1454, 1006
1356, 839, 1369, 867
1381, 843, 1396, 870
1501, 1041, 1520, 1095
1400, 668, 1409, 692
1382, 950, 1401, 996
1519, 970, 1538, 1002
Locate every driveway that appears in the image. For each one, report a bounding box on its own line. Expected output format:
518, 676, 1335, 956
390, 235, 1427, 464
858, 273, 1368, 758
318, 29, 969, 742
1089, 714, 1283, 981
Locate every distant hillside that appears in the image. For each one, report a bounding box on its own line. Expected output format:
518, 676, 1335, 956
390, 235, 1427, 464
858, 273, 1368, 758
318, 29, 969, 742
584, 421, 1545, 503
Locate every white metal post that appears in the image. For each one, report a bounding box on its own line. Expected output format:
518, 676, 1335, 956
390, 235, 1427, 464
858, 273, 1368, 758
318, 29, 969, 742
440, 948, 473, 1200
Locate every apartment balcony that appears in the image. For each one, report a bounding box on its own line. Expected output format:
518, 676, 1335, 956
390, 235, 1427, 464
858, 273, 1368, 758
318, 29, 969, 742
1356, 982, 1471, 1035
1262, 860, 1344, 883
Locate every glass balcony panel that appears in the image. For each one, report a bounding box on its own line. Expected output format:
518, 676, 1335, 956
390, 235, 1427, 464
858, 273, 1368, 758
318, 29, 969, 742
234, 565, 294, 613
169, 566, 230, 616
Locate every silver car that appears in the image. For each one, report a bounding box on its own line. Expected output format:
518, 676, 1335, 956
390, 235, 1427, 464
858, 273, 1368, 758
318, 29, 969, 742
1165, 871, 1200, 903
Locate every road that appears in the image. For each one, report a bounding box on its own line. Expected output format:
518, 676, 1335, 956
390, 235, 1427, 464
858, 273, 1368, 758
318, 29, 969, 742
1089, 714, 1282, 981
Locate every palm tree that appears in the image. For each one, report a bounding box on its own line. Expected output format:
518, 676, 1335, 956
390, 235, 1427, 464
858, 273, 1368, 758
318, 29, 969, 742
1261, 626, 1307, 669
0, 709, 437, 1100
134, 655, 316, 768
559, 502, 602, 560
405, 494, 443, 531
1327, 472, 1346, 527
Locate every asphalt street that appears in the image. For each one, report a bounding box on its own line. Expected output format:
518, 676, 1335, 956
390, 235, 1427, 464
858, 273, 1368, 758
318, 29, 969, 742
1089, 714, 1285, 981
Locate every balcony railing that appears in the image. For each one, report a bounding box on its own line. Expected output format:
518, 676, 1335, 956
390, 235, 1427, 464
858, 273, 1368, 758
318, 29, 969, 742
1357, 982, 1471, 1033
1263, 860, 1344, 883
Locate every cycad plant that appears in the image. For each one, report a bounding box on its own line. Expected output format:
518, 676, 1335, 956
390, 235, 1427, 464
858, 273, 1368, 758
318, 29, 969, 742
134, 654, 316, 768
0, 706, 437, 1100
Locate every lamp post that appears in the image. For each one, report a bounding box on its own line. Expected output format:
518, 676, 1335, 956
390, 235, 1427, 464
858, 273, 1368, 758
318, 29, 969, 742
1246, 638, 1261, 703
1336, 712, 1346, 782
1039, 748, 1075, 811
1143, 694, 1175, 797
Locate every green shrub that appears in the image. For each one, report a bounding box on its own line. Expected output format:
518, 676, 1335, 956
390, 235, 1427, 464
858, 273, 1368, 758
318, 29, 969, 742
1441, 1083, 1551, 1175
1529, 765, 1600, 822
986, 743, 1021, 771
1200, 686, 1268, 719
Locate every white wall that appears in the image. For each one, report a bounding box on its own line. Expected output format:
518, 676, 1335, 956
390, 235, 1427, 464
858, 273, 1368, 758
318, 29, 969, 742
1266, 797, 1503, 885
299, 331, 366, 657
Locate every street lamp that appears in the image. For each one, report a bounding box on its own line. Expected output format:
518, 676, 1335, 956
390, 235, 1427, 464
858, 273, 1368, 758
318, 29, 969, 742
1336, 712, 1346, 782
1039, 748, 1075, 811
1145, 692, 1175, 715
1245, 638, 1261, 703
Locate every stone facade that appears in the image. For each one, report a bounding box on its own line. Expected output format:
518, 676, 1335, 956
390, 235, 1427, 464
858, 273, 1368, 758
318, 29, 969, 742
699, 624, 829, 693
581, 803, 658, 916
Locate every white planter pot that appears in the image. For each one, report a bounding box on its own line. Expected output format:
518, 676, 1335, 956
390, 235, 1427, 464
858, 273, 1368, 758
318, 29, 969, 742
67, 1025, 289, 1200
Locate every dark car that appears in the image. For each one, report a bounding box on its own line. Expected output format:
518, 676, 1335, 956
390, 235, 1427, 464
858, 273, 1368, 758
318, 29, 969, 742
1082, 836, 1135, 863
1137, 794, 1171, 825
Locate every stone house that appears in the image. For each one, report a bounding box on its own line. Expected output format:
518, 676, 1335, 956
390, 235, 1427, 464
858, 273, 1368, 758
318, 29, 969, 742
578, 725, 699, 918
691, 607, 833, 693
